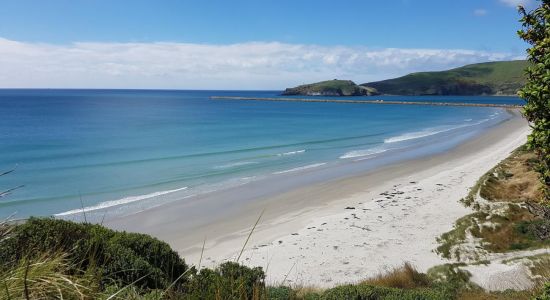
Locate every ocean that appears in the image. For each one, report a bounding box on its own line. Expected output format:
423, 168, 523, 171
0, 89, 523, 220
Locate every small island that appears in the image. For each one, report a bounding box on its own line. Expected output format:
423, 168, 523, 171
282, 79, 380, 96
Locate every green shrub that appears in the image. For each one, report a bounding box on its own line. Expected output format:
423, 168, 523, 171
186, 261, 266, 299
319, 284, 452, 300
518, 0, 550, 201
534, 283, 550, 300
267, 286, 296, 299
0, 218, 188, 290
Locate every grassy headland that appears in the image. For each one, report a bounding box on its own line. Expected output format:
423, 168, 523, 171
361, 60, 528, 96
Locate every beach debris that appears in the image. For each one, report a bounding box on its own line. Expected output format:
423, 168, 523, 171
345, 206, 355, 209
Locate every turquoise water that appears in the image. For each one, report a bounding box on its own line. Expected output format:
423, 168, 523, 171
0, 90, 522, 220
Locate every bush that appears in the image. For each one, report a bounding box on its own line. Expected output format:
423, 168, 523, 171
0, 218, 189, 290
518, 0, 550, 201
186, 261, 266, 299
535, 283, 550, 300
267, 286, 296, 299
320, 284, 451, 300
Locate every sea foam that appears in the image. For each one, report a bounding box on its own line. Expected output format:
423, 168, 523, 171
339, 148, 390, 159
277, 149, 306, 156
273, 163, 326, 175
214, 161, 258, 169
55, 186, 188, 216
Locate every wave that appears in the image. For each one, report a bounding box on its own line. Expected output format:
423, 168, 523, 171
277, 149, 305, 156
383, 128, 450, 143
339, 148, 390, 159
55, 186, 188, 217
384, 113, 503, 144
213, 161, 258, 169
272, 163, 326, 175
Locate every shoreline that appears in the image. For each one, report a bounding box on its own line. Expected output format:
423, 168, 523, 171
106, 110, 529, 287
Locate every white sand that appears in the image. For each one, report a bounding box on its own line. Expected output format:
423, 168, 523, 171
185, 112, 530, 287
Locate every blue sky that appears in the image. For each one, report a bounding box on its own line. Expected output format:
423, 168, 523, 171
0, 0, 535, 89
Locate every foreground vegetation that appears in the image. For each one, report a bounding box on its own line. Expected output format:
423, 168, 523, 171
0, 213, 547, 299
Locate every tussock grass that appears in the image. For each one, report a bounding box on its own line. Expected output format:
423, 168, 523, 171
0, 253, 97, 300
480, 151, 543, 203
438, 146, 550, 260
362, 263, 430, 289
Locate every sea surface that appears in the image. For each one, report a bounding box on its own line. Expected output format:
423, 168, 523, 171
0, 89, 523, 220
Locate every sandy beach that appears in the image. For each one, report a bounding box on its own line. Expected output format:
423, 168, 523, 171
106, 109, 530, 287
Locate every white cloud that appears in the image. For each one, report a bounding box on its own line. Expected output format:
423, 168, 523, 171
473, 9, 488, 16
0, 37, 524, 89
499, 0, 532, 7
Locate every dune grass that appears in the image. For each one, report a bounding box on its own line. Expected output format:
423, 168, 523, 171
361, 263, 430, 289
0, 253, 98, 300
437, 146, 549, 260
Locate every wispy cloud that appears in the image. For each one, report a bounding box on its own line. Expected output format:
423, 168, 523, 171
473, 9, 488, 16
0, 37, 524, 89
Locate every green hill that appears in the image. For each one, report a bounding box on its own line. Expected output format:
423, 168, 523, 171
361, 60, 528, 96
282, 79, 380, 96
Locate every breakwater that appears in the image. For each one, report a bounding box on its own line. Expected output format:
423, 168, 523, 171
211, 96, 523, 109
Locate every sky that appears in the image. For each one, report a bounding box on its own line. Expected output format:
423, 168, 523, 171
0, 0, 537, 90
